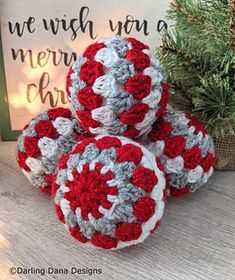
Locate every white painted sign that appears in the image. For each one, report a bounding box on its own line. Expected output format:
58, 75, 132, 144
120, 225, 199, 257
0, 0, 170, 130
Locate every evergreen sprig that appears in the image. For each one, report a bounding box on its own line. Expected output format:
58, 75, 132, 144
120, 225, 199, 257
159, 0, 235, 137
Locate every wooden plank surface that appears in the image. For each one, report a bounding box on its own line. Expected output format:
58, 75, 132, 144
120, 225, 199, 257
0, 141, 234, 280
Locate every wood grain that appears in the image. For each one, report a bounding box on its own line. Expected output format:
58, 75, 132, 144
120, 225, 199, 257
0, 141, 234, 280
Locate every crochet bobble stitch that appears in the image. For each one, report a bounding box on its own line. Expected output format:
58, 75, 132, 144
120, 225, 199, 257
141, 109, 216, 196
53, 135, 167, 250
17, 107, 88, 195
66, 37, 169, 138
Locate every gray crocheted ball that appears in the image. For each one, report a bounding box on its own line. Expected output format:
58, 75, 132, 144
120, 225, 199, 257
66, 37, 169, 138
54, 135, 166, 249
141, 109, 216, 196
16, 107, 88, 195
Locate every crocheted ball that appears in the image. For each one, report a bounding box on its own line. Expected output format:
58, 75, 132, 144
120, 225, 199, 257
54, 135, 166, 250
141, 109, 216, 196
66, 37, 169, 138
17, 107, 88, 195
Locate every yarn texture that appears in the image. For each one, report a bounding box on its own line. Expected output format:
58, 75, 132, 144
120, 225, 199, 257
15, 36, 218, 251
54, 135, 166, 249
141, 109, 216, 196
17, 108, 88, 195
66, 37, 169, 138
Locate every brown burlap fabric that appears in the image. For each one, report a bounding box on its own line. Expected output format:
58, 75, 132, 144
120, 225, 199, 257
213, 135, 235, 171
169, 93, 193, 113
170, 97, 235, 171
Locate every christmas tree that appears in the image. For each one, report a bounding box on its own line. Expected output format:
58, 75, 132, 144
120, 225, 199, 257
158, 0, 235, 138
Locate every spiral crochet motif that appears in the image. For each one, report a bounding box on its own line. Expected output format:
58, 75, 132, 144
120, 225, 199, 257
17, 107, 88, 195
141, 109, 216, 196
66, 37, 169, 138
54, 135, 166, 249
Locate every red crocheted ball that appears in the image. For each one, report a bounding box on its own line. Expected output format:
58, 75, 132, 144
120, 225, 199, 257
16, 107, 89, 195
54, 135, 167, 249
66, 37, 169, 138
141, 109, 216, 197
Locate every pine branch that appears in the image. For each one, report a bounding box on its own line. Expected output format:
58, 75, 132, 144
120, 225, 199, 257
169, 0, 229, 40
167, 1, 233, 72
157, 31, 201, 90
191, 74, 235, 137
158, 0, 235, 137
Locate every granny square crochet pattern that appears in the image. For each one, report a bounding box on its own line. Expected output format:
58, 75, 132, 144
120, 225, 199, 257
66, 37, 169, 138
141, 109, 216, 196
54, 135, 167, 249
15, 36, 218, 251
17, 107, 88, 195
